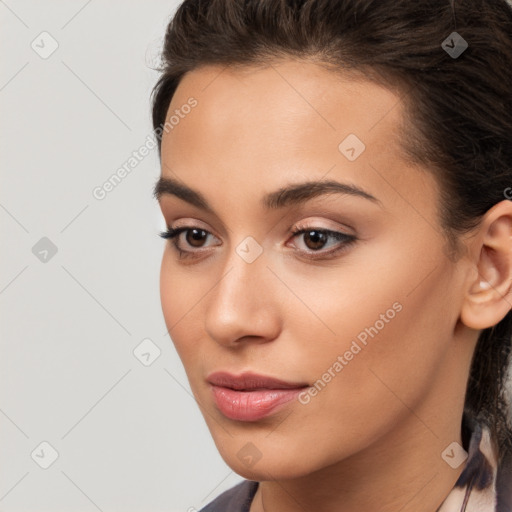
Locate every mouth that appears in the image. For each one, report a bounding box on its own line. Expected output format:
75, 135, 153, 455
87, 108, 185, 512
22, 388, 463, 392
207, 371, 310, 421
207, 371, 309, 390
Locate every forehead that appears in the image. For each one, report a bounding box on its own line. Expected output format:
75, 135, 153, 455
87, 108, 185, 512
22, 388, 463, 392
160, 60, 437, 218
163, 59, 405, 157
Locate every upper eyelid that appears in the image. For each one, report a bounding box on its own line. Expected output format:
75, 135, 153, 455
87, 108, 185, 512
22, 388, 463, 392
168, 215, 354, 234
167, 223, 350, 237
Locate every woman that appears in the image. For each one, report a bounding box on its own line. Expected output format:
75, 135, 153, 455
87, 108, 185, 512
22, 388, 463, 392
151, 0, 512, 510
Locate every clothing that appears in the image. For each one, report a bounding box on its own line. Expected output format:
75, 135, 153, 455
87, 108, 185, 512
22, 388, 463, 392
199, 480, 258, 512
199, 414, 511, 511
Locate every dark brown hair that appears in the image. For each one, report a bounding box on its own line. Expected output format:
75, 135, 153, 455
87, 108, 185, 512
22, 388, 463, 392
151, 0, 512, 466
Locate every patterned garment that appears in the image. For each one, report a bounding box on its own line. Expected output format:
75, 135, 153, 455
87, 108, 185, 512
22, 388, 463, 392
199, 413, 512, 511
438, 413, 512, 512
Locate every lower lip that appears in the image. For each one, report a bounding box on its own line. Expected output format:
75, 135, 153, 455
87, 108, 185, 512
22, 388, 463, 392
210, 385, 305, 421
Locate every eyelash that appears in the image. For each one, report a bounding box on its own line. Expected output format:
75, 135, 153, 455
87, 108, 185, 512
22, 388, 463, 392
159, 225, 357, 261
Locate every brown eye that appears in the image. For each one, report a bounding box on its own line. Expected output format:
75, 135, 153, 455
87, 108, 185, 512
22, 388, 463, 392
303, 230, 328, 250
159, 225, 221, 260
289, 227, 357, 259
185, 228, 208, 247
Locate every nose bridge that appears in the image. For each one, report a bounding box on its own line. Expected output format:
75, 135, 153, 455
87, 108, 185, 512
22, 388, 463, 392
217, 239, 269, 314
204, 237, 281, 344
219, 234, 270, 301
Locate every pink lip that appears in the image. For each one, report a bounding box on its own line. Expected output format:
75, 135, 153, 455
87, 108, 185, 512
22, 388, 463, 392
207, 371, 309, 421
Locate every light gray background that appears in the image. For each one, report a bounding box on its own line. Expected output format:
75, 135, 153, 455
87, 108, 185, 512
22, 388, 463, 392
3, 2, 512, 512
0, 1, 243, 511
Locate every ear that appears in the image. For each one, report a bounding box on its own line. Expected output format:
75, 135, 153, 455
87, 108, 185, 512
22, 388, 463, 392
460, 200, 512, 330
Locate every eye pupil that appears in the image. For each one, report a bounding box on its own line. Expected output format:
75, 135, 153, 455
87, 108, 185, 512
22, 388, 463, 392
186, 228, 207, 247
304, 230, 327, 250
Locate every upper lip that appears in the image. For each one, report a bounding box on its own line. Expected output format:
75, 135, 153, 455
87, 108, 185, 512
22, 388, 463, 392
207, 371, 309, 391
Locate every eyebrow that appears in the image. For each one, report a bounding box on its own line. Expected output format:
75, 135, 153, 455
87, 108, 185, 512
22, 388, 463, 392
153, 176, 381, 212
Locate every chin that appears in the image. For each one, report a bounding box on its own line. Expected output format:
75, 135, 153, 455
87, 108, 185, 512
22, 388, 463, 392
221, 449, 319, 481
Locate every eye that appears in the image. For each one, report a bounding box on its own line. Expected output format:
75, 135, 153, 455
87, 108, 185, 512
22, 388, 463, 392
159, 226, 219, 259
289, 226, 357, 259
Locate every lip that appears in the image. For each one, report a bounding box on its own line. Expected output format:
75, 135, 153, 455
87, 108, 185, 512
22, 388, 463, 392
207, 371, 308, 390
207, 371, 309, 421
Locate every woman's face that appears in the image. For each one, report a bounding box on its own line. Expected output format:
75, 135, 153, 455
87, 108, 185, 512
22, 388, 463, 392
156, 60, 474, 479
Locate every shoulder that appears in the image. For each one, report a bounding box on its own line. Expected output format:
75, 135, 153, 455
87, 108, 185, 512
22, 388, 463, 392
199, 480, 259, 512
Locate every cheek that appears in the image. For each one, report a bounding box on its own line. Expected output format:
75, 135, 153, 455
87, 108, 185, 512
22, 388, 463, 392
304, 301, 431, 417
279, 249, 456, 445
160, 252, 203, 360
160, 252, 179, 327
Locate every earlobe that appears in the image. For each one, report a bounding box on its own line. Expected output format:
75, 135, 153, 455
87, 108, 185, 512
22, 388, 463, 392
460, 200, 512, 330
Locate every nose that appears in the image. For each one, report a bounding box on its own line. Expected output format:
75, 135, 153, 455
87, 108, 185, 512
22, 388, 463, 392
204, 246, 282, 348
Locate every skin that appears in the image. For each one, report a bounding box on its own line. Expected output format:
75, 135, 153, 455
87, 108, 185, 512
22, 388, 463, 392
156, 59, 512, 512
